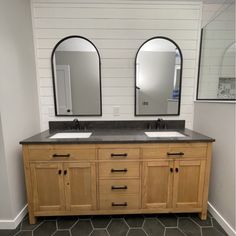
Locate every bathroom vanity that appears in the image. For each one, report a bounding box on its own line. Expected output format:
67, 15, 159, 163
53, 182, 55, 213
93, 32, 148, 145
20, 121, 214, 224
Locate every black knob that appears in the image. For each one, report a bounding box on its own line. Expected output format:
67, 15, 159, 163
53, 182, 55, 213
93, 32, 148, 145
67, 109, 71, 112
175, 168, 179, 173
170, 168, 173, 173
58, 170, 62, 175
64, 170, 67, 175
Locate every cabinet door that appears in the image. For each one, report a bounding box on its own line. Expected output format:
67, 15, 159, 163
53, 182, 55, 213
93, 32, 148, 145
30, 162, 65, 212
173, 160, 206, 209
64, 162, 96, 211
142, 161, 173, 209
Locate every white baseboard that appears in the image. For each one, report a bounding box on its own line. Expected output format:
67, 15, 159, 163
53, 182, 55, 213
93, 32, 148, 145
0, 205, 28, 229
208, 202, 236, 236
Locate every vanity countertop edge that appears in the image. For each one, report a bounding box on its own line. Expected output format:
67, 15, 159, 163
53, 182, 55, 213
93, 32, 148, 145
20, 128, 215, 144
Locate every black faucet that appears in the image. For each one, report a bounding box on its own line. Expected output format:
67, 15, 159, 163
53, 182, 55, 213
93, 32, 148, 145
156, 118, 167, 130
72, 119, 80, 130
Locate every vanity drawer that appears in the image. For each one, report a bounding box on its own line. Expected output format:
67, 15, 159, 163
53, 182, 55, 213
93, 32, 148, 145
99, 179, 140, 194
143, 143, 207, 159
28, 148, 96, 161
98, 148, 140, 160
99, 162, 140, 178
100, 194, 139, 210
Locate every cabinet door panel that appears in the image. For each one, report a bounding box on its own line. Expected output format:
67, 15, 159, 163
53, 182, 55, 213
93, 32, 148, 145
142, 161, 173, 209
30, 162, 65, 212
173, 160, 205, 209
64, 162, 96, 211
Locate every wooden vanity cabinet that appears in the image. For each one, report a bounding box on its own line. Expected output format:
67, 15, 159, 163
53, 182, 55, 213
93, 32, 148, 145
22, 142, 212, 224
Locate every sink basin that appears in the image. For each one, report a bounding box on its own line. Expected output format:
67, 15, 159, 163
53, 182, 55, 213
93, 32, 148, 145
145, 131, 186, 138
49, 132, 92, 139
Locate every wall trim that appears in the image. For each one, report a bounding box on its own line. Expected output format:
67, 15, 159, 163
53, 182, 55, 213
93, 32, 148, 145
208, 202, 236, 236
0, 205, 28, 229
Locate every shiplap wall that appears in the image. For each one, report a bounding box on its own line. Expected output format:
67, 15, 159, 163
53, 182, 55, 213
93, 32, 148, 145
31, 0, 202, 131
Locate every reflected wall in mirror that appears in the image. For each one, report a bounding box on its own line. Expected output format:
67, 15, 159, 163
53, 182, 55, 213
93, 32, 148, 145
135, 37, 182, 116
197, 2, 235, 100
51, 36, 102, 116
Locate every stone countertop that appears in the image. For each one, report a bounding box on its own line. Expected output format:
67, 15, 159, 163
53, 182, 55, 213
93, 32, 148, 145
20, 128, 215, 144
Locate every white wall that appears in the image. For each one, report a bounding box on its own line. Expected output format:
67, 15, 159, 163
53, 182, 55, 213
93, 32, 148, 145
31, 0, 202, 131
0, 0, 40, 229
193, 103, 236, 235
193, 1, 236, 235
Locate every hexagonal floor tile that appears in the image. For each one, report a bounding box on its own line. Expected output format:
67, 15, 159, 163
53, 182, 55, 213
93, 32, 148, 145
53, 230, 70, 236
178, 218, 201, 236
107, 219, 129, 236
90, 229, 109, 236
0, 224, 21, 236
33, 221, 57, 236
202, 227, 226, 236
165, 228, 185, 236
212, 218, 228, 235
127, 229, 146, 236
71, 220, 93, 236
15, 231, 32, 236
143, 218, 165, 236
21, 217, 43, 230
57, 216, 78, 229
91, 215, 111, 228
190, 214, 212, 227
157, 214, 177, 227
124, 215, 144, 228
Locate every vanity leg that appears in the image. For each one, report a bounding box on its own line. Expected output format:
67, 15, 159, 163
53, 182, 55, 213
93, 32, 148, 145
29, 214, 37, 224
199, 211, 207, 220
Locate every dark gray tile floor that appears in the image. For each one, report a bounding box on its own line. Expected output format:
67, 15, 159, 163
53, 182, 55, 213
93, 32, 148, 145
0, 212, 228, 236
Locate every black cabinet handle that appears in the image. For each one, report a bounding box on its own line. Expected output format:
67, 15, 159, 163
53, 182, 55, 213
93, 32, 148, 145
64, 170, 67, 175
53, 154, 70, 158
58, 170, 62, 175
170, 168, 173, 173
67, 109, 71, 112
111, 168, 127, 173
167, 152, 184, 156
111, 185, 128, 190
111, 153, 128, 157
112, 202, 128, 207
175, 168, 179, 173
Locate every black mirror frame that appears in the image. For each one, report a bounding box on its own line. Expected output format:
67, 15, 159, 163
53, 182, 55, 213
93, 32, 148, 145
134, 36, 183, 116
51, 35, 102, 116
196, 28, 236, 101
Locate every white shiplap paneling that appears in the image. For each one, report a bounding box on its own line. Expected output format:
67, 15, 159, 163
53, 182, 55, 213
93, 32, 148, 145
31, 0, 202, 130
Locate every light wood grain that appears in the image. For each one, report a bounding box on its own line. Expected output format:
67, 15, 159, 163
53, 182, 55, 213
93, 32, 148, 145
98, 148, 140, 160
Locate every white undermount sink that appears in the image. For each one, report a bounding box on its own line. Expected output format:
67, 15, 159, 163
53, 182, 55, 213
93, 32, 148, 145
49, 132, 92, 139
145, 131, 186, 138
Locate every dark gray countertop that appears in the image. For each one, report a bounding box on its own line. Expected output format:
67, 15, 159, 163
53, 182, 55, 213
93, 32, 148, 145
20, 128, 215, 144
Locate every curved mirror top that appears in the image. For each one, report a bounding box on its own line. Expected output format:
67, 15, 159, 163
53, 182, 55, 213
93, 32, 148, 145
51, 36, 102, 116
135, 37, 182, 116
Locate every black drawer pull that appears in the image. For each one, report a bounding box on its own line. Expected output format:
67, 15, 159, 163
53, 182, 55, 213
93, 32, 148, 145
58, 170, 62, 175
111, 168, 128, 173
64, 170, 67, 175
112, 202, 127, 207
111, 185, 128, 190
53, 154, 70, 158
167, 152, 184, 156
175, 168, 179, 173
111, 153, 128, 157
170, 168, 173, 173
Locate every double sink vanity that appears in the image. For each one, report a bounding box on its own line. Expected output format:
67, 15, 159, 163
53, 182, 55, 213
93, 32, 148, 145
20, 120, 214, 224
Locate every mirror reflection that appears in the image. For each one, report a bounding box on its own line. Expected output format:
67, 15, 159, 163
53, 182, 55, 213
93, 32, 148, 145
135, 37, 182, 116
197, 2, 235, 100
51, 36, 102, 116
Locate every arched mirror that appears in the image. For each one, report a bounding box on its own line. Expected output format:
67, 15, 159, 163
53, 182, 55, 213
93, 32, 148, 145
135, 37, 183, 116
51, 36, 102, 116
